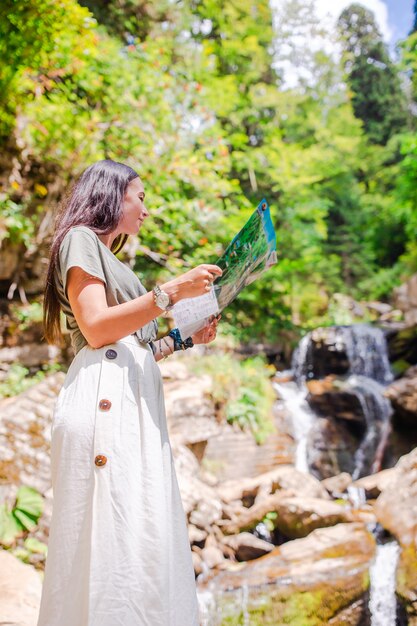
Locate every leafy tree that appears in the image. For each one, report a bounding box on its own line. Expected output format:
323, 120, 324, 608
338, 3, 409, 144
1, 0, 416, 341
0, 0, 96, 142
413, 0, 417, 34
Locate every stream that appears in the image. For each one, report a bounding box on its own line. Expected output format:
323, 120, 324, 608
278, 324, 401, 626
197, 323, 401, 625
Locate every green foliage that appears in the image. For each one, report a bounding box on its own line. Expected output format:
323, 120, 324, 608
0, 0, 96, 138
338, 3, 409, 145
10, 301, 43, 329
0, 363, 61, 399
262, 510, 278, 532
191, 353, 276, 444
0, 486, 43, 547
0, 195, 34, 246
1, 0, 416, 339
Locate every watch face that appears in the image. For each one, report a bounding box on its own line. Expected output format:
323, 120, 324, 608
156, 291, 170, 308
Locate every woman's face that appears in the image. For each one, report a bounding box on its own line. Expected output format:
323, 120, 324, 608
119, 177, 149, 235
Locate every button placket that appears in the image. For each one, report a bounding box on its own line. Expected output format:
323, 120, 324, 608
93, 349, 120, 469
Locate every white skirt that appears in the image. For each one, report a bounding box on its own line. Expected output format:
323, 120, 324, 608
36, 335, 200, 626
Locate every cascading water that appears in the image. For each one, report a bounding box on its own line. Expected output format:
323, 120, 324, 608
346, 375, 393, 480
369, 540, 401, 626
277, 323, 400, 626
293, 324, 393, 385
343, 325, 393, 385
273, 380, 316, 472
289, 324, 394, 478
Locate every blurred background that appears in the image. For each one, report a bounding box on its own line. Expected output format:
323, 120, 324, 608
1, 0, 417, 624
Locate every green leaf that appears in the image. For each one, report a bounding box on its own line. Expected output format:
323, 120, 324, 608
15, 486, 44, 519
24, 537, 48, 555
0, 504, 23, 546
13, 509, 38, 532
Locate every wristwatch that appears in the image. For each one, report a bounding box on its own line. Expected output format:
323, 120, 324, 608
152, 285, 173, 311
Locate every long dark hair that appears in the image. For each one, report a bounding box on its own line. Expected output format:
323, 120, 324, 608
43, 159, 139, 345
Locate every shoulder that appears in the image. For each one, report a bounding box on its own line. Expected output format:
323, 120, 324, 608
59, 225, 104, 271
62, 225, 98, 246
60, 226, 100, 256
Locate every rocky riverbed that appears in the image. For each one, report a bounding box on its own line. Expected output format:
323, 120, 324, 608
1, 348, 417, 626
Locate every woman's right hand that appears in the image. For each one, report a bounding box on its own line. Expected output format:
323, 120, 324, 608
162, 264, 223, 303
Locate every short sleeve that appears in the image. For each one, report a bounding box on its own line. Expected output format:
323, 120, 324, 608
59, 227, 106, 296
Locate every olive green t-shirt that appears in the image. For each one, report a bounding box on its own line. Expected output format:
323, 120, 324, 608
55, 225, 158, 354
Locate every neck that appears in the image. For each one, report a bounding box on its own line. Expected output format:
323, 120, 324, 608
97, 232, 117, 249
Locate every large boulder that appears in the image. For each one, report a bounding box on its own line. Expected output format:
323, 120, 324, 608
0, 548, 42, 626
198, 523, 375, 626
351, 467, 397, 499
393, 275, 417, 326
307, 377, 367, 423
385, 365, 417, 429
307, 417, 358, 479
385, 323, 417, 375
217, 465, 330, 505
321, 472, 352, 497
221, 492, 352, 539
374, 448, 417, 623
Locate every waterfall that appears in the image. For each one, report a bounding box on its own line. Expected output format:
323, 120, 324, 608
288, 324, 394, 478
343, 325, 393, 385
273, 380, 316, 472
369, 540, 401, 626
293, 324, 393, 385
279, 323, 400, 626
346, 375, 393, 479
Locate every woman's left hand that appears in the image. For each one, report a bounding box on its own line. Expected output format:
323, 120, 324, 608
191, 314, 221, 345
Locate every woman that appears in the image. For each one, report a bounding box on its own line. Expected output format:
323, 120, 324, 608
38, 159, 222, 626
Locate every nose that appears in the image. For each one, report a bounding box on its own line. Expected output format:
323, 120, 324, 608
142, 203, 149, 218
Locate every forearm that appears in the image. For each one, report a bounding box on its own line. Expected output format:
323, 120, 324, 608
152, 335, 175, 362
84, 291, 164, 349
68, 263, 222, 349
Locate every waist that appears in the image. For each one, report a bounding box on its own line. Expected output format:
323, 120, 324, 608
119, 332, 153, 351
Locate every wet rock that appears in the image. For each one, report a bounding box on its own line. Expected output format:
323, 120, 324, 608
351, 467, 397, 499
393, 275, 417, 326
374, 448, 417, 621
216, 465, 329, 505
271, 496, 353, 539
223, 532, 274, 561
0, 548, 42, 626
385, 324, 417, 375
199, 523, 375, 626
307, 417, 358, 479
221, 492, 352, 539
307, 378, 367, 423
321, 472, 352, 497
385, 365, 417, 428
